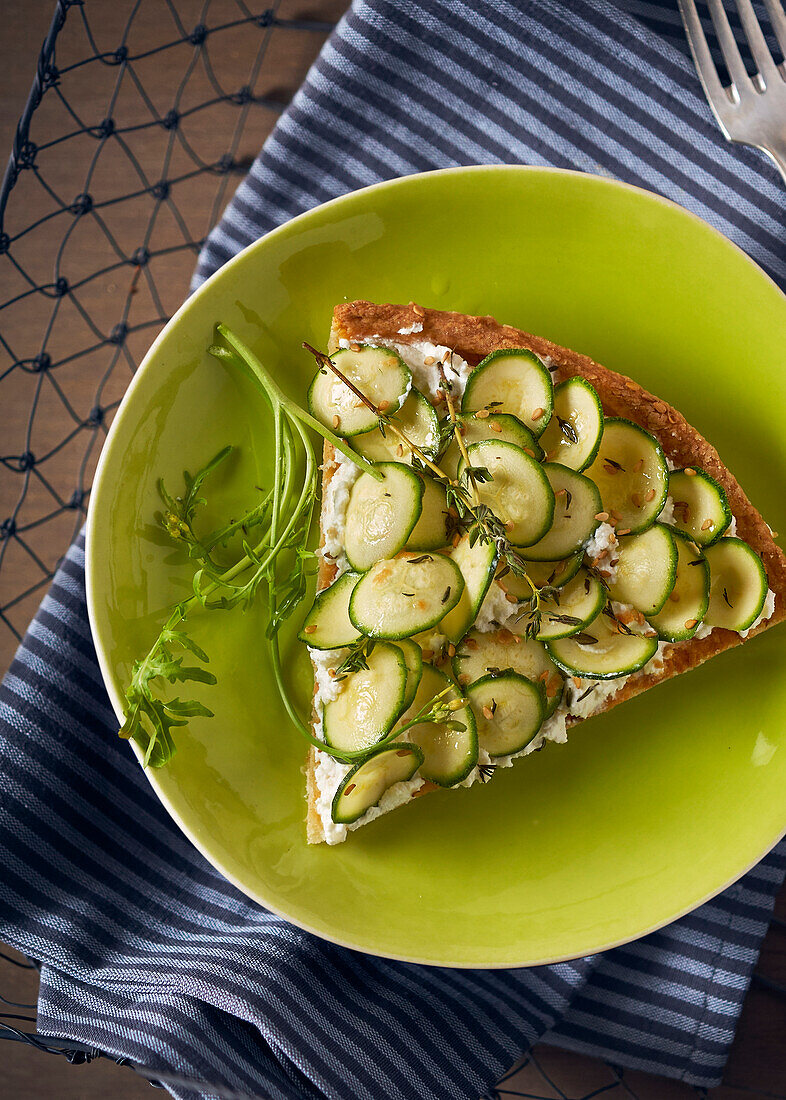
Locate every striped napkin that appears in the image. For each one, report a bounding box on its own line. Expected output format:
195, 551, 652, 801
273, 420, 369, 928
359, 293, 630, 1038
1, 3, 784, 1099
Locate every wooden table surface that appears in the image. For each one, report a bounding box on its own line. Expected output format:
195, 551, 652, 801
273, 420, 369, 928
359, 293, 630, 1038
0, 3, 783, 1098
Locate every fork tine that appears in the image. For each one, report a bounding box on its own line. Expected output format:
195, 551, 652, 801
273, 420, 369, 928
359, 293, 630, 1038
734, 0, 778, 78
677, 0, 732, 112
707, 0, 754, 93
762, 0, 786, 55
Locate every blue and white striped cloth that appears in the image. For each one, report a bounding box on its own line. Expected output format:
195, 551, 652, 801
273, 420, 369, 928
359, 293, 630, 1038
1, 3, 785, 1098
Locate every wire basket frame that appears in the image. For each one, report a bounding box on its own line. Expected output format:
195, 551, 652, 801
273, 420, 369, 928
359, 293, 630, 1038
0, 1, 784, 1098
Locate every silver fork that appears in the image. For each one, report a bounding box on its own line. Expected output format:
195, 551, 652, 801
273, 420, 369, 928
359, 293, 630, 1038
677, 0, 786, 182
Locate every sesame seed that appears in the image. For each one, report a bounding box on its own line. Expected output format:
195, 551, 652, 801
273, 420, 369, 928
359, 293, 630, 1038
304, 624, 317, 634
490, 421, 502, 433
631, 492, 642, 508
332, 414, 340, 428
424, 355, 435, 365
475, 408, 490, 419
685, 618, 698, 629
685, 467, 697, 476
634, 458, 644, 473
377, 400, 390, 413
599, 568, 612, 578
531, 407, 545, 421
482, 705, 495, 721
397, 444, 404, 457
645, 488, 656, 502
452, 532, 461, 548
447, 643, 456, 658
572, 677, 582, 688
595, 511, 609, 521
345, 783, 356, 795
441, 349, 451, 364
625, 381, 637, 390
701, 518, 713, 531
349, 342, 361, 352
328, 668, 336, 678
466, 637, 478, 650
603, 462, 619, 476
617, 528, 631, 536
505, 593, 517, 604
412, 303, 425, 317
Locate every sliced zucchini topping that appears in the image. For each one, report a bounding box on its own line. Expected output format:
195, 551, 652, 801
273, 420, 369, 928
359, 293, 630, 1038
399, 664, 477, 787
453, 629, 564, 717
440, 412, 543, 479
298, 571, 362, 650
308, 345, 411, 437
522, 463, 602, 561
332, 744, 423, 825
584, 418, 668, 534
498, 554, 582, 597
390, 637, 424, 710
459, 439, 554, 548
539, 377, 604, 471
608, 524, 678, 617
323, 642, 408, 754
468, 672, 545, 757
547, 606, 658, 680
344, 462, 423, 572
440, 534, 499, 644
668, 467, 731, 547
349, 552, 464, 638
526, 567, 606, 641
406, 474, 450, 551
703, 537, 768, 632
461, 348, 554, 437
353, 387, 440, 462
646, 529, 709, 642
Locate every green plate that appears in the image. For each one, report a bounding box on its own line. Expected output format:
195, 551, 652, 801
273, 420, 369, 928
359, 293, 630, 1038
87, 166, 786, 967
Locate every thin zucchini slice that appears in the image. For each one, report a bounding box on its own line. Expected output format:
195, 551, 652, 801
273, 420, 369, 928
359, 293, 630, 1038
468, 672, 545, 757
547, 607, 658, 680
308, 345, 411, 437
332, 743, 423, 825
539, 377, 604, 471
390, 637, 424, 711
498, 554, 582, 598
344, 462, 423, 572
323, 642, 408, 754
703, 537, 768, 632
349, 552, 464, 639
406, 474, 450, 551
298, 571, 362, 650
584, 418, 668, 534
668, 468, 732, 547
353, 387, 440, 462
400, 664, 477, 787
459, 440, 555, 548
646, 529, 709, 642
440, 534, 499, 644
453, 629, 564, 717
526, 567, 606, 641
608, 524, 678, 617
462, 348, 554, 437
521, 463, 602, 560
440, 413, 543, 479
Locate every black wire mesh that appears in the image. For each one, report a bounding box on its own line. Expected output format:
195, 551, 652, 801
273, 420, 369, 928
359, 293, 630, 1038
0, 1, 785, 1097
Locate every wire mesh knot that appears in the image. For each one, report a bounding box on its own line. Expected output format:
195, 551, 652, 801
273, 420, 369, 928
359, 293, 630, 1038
0, 520, 16, 541
96, 117, 115, 138
189, 24, 208, 46
162, 109, 180, 131
17, 452, 36, 472
17, 141, 37, 169
109, 322, 127, 345
69, 193, 93, 216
